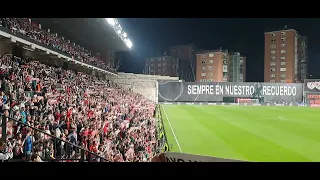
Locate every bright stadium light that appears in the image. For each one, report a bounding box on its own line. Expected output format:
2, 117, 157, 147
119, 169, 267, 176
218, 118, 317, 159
106, 18, 116, 26
105, 18, 133, 50
126, 40, 132, 49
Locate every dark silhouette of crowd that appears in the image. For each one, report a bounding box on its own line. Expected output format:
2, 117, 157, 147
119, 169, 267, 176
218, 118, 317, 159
0, 53, 158, 162
0, 18, 116, 73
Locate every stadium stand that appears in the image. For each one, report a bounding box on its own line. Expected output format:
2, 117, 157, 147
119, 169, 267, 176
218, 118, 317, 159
0, 54, 160, 162
0, 18, 166, 162
0, 18, 116, 73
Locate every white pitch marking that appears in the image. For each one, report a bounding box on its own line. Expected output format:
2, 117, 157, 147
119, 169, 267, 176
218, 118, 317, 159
162, 106, 183, 153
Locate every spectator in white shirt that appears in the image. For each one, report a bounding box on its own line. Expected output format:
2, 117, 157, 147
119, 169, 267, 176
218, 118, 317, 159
0, 140, 13, 161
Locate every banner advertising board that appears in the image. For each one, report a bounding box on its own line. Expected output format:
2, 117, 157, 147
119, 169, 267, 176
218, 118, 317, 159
158, 82, 303, 103
304, 79, 320, 93
305, 93, 320, 107
163, 152, 245, 162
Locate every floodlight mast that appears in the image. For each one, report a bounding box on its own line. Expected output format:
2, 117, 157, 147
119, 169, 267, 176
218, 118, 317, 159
105, 18, 133, 49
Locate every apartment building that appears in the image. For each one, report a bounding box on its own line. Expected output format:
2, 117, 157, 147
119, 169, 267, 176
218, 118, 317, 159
264, 28, 308, 83
144, 56, 178, 77
195, 49, 246, 82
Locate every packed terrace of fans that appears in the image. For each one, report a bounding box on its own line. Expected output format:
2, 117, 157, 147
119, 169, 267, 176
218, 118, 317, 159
0, 18, 116, 73
0, 19, 159, 162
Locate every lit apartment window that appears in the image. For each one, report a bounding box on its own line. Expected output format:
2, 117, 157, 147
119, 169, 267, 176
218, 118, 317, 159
271, 51, 276, 54
281, 32, 286, 35
203, 79, 207, 82
280, 80, 286, 83
158, 63, 162, 66
270, 68, 276, 72
270, 74, 276, 77
223, 60, 228, 64
271, 56, 275, 60
280, 56, 285, 60
208, 66, 213, 70
281, 44, 286, 47
207, 79, 213, 82
209, 53, 214, 57
270, 62, 276, 66
270, 80, 275, 83
271, 39, 276, 42
201, 55, 206, 58
208, 73, 213, 76
162, 62, 166, 66
270, 45, 276, 48
202, 67, 206, 71
281, 74, 286, 78
280, 62, 286, 66
209, 60, 213, 64
201, 61, 206, 64
271, 33, 276, 36
281, 50, 286, 53
201, 73, 206, 76
150, 59, 154, 61
162, 57, 166, 60
281, 37, 286, 41
280, 68, 286, 72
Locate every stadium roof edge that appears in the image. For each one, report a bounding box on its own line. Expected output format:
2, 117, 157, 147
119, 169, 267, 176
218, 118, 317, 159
0, 27, 117, 76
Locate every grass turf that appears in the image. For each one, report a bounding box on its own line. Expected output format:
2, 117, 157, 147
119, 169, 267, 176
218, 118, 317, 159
161, 104, 320, 162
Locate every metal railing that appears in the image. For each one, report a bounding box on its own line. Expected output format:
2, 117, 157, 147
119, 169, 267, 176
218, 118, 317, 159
0, 114, 109, 162
156, 105, 170, 152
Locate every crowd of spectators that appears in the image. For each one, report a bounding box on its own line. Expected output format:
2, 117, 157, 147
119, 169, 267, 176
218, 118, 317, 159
0, 53, 158, 162
0, 18, 116, 73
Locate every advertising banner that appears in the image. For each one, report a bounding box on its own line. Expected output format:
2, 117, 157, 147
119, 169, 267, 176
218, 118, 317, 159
158, 81, 303, 103
304, 79, 320, 93
305, 92, 320, 107
163, 152, 245, 162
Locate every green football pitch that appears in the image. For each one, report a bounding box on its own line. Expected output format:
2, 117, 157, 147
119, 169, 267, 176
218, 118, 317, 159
160, 104, 320, 162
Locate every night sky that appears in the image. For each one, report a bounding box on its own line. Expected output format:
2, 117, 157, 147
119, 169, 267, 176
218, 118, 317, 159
117, 18, 320, 82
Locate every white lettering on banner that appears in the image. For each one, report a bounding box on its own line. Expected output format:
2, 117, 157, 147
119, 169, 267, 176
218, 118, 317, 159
225, 85, 254, 96
187, 85, 215, 95
187, 84, 297, 96
164, 152, 245, 162
262, 86, 296, 96
166, 157, 199, 162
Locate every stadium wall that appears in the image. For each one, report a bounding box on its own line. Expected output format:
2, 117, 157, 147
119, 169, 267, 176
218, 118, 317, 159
111, 73, 179, 103
158, 82, 303, 103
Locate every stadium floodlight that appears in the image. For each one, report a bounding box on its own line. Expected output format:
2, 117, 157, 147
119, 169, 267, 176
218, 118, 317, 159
126, 40, 132, 49
105, 18, 133, 50
106, 18, 116, 26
